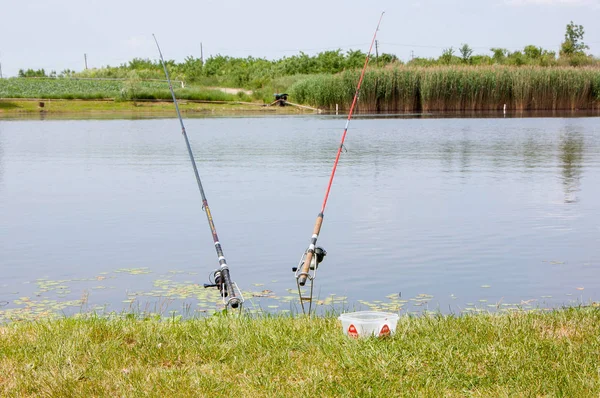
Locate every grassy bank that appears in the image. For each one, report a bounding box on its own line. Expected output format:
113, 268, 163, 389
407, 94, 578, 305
1, 307, 600, 396
0, 99, 311, 117
290, 66, 600, 112
0, 77, 318, 116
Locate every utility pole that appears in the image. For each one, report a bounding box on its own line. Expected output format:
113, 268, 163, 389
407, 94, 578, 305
411, 50, 414, 60
200, 42, 204, 65
84, 53, 88, 70
375, 40, 379, 67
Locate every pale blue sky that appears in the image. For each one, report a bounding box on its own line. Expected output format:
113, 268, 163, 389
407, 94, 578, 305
0, 0, 599, 77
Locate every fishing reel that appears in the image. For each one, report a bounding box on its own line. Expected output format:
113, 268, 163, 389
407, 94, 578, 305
203, 270, 228, 297
315, 246, 327, 265
293, 246, 326, 315
203, 269, 244, 309
292, 246, 327, 273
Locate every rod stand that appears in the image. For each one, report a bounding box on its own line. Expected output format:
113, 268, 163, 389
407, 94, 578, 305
293, 250, 318, 315
204, 271, 244, 310
223, 282, 244, 310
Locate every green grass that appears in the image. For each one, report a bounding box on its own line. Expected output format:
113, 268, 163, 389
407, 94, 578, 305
0, 99, 312, 118
250, 74, 313, 103
290, 66, 600, 112
0, 101, 18, 110
2, 307, 600, 396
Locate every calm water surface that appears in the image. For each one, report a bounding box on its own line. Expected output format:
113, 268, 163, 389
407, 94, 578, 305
1, 115, 599, 317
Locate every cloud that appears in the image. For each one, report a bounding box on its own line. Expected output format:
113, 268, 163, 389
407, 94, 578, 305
505, 0, 599, 5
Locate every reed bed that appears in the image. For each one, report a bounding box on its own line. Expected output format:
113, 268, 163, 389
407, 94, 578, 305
290, 66, 600, 112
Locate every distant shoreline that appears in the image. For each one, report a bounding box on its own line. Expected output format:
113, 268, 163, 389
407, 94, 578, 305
0, 99, 314, 118
2, 99, 599, 121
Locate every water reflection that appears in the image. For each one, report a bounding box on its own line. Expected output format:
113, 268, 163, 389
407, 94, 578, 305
458, 129, 473, 174
438, 135, 473, 174
559, 129, 584, 204
521, 136, 547, 170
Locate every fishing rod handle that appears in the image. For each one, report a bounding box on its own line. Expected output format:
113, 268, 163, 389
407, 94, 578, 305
298, 214, 324, 286
220, 267, 240, 309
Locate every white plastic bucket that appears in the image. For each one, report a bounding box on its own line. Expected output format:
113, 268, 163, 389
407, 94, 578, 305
338, 311, 399, 338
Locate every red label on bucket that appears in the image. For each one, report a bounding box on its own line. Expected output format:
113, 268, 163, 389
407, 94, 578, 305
348, 324, 358, 338
379, 324, 390, 337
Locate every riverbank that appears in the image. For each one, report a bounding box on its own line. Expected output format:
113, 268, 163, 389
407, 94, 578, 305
4, 66, 600, 115
1, 307, 599, 396
0, 99, 315, 118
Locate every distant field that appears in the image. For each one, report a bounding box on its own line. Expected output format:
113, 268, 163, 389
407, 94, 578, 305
0, 78, 247, 102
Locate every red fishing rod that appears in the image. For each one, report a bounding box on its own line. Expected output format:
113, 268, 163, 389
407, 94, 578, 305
153, 34, 243, 309
293, 12, 385, 313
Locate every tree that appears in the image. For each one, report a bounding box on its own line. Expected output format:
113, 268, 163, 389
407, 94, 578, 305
523, 45, 542, 60
441, 47, 455, 65
181, 56, 203, 82
560, 21, 589, 56
345, 49, 366, 70
470, 55, 492, 66
59, 69, 76, 78
18, 68, 47, 77
459, 44, 473, 64
376, 53, 399, 66
490, 48, 508, 64
315, 50, 345, 73
506, 51, 525, 66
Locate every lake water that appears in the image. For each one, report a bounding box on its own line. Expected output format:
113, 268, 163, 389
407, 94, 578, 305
1, 114, 599, 318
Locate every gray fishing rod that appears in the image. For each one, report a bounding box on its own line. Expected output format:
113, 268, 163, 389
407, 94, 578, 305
153, 34, 243, 309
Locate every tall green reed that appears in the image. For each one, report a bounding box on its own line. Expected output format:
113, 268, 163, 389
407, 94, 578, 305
289, 66, 600, 112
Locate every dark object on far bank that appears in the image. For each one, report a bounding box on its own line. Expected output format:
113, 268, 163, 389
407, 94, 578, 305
274, 93, 288, 106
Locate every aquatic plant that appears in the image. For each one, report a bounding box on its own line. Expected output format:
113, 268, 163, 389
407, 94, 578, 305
289, 66, 600, 112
